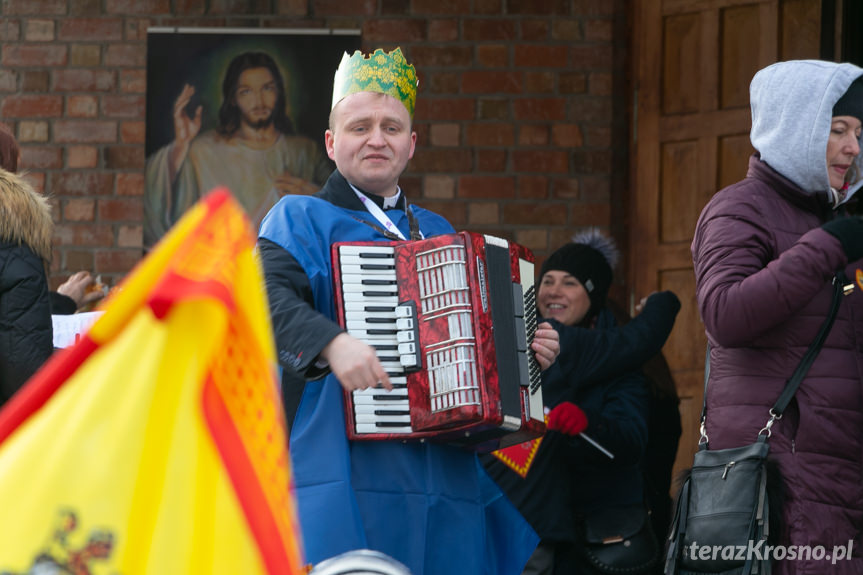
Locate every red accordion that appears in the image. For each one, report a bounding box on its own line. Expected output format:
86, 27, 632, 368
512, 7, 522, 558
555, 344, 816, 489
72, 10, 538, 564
332, 232, 545, 451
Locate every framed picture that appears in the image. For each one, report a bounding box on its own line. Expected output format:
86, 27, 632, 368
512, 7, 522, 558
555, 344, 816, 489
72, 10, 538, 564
144, 28, 361, 249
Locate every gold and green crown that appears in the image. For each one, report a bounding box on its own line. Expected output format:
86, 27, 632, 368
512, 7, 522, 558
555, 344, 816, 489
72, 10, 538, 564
331, 47, 418, 118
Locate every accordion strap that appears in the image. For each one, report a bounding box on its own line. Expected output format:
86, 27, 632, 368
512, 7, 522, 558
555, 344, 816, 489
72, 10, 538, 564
701, 270, 848, 441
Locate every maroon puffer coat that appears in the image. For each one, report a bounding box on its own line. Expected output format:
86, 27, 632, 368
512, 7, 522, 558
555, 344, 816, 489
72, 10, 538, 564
692, 155, 863, 574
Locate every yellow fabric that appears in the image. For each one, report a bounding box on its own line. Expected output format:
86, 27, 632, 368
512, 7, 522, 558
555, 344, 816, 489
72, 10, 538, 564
0, 190, 304, 574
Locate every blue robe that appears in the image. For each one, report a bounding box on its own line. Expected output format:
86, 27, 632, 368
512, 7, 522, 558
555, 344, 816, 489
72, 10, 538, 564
259, 170, 538, 575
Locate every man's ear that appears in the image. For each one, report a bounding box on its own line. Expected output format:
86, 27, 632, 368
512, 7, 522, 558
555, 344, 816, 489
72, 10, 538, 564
325, 130, 336, 161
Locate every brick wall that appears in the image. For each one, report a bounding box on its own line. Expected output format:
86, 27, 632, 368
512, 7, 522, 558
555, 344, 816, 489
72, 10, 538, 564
0, 0, 629, 291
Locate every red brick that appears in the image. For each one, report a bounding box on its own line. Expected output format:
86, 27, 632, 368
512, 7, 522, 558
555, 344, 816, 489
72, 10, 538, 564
426, 72, 460, 94
22, 146, 63, 169
99, 198, 143, 221
524, 71, 555, 93
502, 202, 568, 225
521, 20, 549, 41
363, 19, 426, 43
54, 121, 117, 143
21, 71, 49, 91
412, 0, 470, 13
560, 72, 587, 94
428, 19, 459, 42
466, 123, 514, 147
176, 0, 206, 13
67, 146, 99, 168
106, 0, 171, 14
120, 70, 146, 93
478, 99, 510, 121
570, 202, 610, 226
54, 70, 116, 92
416, 200, 466, 226
277, 0, 308, 15
67, 95, 99, 118
588, 71, 613, 96
462, 71, 521, 94
513, 98, 566, 121
124, 19, 151, 41
477, 45, 508, 68
71, 0, 103, 15
570, 45, 613, 70
314, 0, 376, 15
53, 223, 114, 247
63, 198, 97, 221
430, 124, 460, 147
584, 125, 610, 147
585, 19, 613, 42
464, 19, 517, 42
573, 0, 614, 16
120, 121, 146, 144
0, 21, 21, 42
4, 0, 66, 15
2, 45, 67, 67
409, 148, 472, 172
95, 249, 144, 273
572, 150, 612, 173
512, 150, 568, 173
25, 20, 55, 42
59, 19, 124, 42
59, 250, 95, 275
105, 44, 146, 67
518, 175, 550, 199
515, 229, 548, 252
102, 95, 145, 118
70, 45, 102, 67
552, 124, 583, 147
476, 149, 507, 172
117, 224, 143, 248
116, 172, 144, 196
51, 172, 115, 196
468, 201, 499, 225
458, 175, 515, 198
1, 95, 63, 118
105, 146, 145, 170
412, 46, 472, 67
507, 0, 568, 15
474, 0, 502, 14
552, 20, 584, 42
23, 172, 46, 194
551, 178, 580, 199
0, 71, 18, 92
19, 121, 49, 143
578, 175, 611, 202
518, 124, 549, 146
415, 98, 475, 122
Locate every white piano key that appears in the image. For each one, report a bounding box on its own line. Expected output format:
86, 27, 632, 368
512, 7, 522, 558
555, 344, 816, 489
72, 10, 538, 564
352, 390, 408, 402
339, 245, 395, 256
400, 355, 418, 368
339, 264, 396, 275
353, 400, 410, 411
341, 283, 398, 295
345, 319, 397, 331
341, 293, 399, 304
355, 424, 413, 434
345, 309, 397, 320
355, 413, 411, 423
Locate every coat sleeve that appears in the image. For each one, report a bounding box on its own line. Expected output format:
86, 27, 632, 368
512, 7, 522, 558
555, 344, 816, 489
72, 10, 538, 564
0, 246, 54, 406
258, 237, 344, 380
567, 370, 650, 467
691, 187, 846, 347
553, 291, 681, 385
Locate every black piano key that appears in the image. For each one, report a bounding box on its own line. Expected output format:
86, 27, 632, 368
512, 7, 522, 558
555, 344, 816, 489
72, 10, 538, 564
362, 279, 398, 285
375, 410, 409, 416
360, 263, 395, 270
365, 317, 397, 324
367, 328, 398, 335
363, 290, 397, 297
366, 306, 396, 312
358, 252, 393, 259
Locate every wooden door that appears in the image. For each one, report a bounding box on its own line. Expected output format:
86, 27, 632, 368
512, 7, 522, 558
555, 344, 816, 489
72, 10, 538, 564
630, 0, 823, 478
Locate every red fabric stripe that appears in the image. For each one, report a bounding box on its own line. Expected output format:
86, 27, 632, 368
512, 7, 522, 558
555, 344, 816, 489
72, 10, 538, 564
0, 335, 99, 445
201, 375, 291, 575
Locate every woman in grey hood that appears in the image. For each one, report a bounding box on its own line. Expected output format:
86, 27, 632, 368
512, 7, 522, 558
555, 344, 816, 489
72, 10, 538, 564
692, 60, 863, 574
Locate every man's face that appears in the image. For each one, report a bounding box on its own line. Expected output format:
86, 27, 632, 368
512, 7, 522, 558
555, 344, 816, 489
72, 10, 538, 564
234, 67, 278, 129
325, 91, 416, 197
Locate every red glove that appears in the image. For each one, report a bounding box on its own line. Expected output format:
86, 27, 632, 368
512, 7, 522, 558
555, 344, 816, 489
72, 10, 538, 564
546, 402, 588, 436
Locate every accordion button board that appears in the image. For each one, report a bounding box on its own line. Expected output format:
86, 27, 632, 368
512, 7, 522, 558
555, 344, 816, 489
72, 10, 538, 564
332, 231, 546, 452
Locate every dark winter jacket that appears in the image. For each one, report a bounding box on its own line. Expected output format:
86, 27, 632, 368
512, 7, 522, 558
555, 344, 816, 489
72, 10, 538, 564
0, 169, 54, 406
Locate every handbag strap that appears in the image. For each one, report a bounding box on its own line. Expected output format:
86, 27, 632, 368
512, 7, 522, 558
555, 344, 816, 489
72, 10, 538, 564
700, 270, 849, 441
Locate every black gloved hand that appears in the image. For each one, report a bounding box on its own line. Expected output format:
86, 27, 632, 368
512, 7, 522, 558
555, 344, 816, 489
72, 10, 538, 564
822, 216, 863, 262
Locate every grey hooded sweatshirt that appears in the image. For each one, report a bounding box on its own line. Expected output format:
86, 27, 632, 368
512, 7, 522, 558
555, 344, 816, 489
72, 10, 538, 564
692, 60, 863, 574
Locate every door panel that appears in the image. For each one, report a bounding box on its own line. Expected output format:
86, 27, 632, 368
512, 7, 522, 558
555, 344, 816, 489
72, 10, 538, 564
631, 0, 823, 481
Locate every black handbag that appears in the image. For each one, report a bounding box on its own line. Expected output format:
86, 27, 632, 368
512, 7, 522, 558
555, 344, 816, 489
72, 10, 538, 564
578, 503, 660, 575
663, 272, 848, 575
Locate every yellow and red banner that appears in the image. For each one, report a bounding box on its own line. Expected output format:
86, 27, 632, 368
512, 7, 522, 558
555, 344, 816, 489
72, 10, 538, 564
0, 189, 304, 574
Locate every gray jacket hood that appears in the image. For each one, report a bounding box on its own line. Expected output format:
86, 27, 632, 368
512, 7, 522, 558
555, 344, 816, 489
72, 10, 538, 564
750, 59, 863, 202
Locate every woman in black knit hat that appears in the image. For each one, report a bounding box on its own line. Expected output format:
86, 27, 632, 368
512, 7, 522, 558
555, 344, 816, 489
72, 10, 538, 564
482, 229, 681, 575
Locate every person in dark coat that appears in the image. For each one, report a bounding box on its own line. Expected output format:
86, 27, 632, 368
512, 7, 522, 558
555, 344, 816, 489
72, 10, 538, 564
691, 60, 863, 574
0, 128, 54, 406
483, 229, 681, 575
